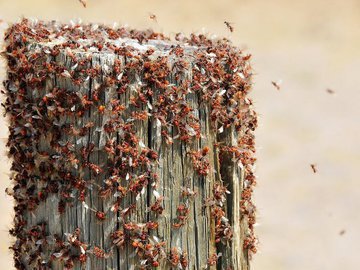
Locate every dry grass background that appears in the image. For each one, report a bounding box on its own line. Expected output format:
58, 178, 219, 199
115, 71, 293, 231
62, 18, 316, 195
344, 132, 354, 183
0, 0, 359, 269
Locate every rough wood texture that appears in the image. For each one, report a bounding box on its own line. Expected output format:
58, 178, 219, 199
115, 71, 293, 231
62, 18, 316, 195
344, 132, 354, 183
3, 19, 257, 270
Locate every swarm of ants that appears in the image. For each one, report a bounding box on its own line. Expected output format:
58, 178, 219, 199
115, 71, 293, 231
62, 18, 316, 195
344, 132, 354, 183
3, 18, 258, 269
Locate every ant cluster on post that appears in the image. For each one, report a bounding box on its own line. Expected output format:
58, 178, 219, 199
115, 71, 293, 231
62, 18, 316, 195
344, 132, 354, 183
3, 18, 257, 269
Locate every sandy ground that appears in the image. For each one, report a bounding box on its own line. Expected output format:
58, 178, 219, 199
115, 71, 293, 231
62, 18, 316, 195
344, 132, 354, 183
0, 0, 359, 269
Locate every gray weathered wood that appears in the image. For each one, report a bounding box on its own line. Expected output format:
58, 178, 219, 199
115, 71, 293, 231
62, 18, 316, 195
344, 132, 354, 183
16, 38, 250, 270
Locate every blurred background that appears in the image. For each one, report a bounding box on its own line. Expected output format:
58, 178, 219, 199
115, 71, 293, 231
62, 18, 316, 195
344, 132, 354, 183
0, 0, 359, 269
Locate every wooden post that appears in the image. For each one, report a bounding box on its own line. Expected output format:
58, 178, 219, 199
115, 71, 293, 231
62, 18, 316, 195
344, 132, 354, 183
3, 19, 257, 270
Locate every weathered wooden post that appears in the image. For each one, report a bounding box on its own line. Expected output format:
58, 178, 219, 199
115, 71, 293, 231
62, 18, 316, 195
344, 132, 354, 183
3, 19, 257, 270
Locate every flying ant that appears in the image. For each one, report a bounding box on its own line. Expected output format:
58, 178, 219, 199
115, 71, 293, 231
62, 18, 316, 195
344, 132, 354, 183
82, 202, 107, 221
173, 203, 190, 228
207, 252, 222, 266
180, 251, 188, 268
78, 0, 87, 8
326, 88, 335, 94
310, 164, 317, 173
224, 21, 234, 32
271, 80, 282, 90
91, 246, 112, 259
149, 13, 157, 22
168, 247, 180, 266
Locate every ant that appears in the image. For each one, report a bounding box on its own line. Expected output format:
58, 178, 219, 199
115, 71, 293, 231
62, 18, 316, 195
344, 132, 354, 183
78, 0, 87, 8
310, 164, 317, 173
271, 80, 282, 90
224, 21, 234, 33
149, 13, 157, 22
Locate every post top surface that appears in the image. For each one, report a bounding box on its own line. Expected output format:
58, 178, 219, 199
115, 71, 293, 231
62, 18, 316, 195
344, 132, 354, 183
5, 18, 243, 58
